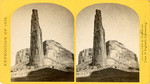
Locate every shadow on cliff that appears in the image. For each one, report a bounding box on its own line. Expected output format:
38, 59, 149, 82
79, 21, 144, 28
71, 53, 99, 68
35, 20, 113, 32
11, 68, 74, 82
77, 68, 139, 82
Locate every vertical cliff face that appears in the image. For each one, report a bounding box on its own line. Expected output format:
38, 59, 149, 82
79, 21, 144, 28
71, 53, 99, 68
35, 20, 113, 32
78, 48, 93, 65
106, 40, 139, 69
15, 48, 30, 64
29, 9, 44, 67
92, 9, 107, 67
43, 40, 74, 68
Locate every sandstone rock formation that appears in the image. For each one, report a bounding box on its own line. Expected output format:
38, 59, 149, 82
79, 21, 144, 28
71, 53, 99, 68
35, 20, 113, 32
15, 48, 30, 64
11, 9, 74, 80
28, 9, 44, 67
106, 40, 139, 70
78, 48, 92, 65
43, 40, 74, 68
76, 10, 139, 79
77, 40, 139, 71
92, 9, 107, 67
11, 40, 74, 78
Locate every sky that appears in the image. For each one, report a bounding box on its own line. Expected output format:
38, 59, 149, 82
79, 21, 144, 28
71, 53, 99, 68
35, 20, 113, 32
11, 3, 74, 67
76, 3, 139, 65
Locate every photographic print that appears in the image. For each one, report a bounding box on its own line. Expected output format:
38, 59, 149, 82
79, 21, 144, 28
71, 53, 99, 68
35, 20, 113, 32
76, 3, 139, 82
11, 3, 74, 82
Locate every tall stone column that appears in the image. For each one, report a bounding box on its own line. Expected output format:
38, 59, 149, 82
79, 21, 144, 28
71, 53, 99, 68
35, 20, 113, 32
92, 9, 107, 67
28, 9, 44, 67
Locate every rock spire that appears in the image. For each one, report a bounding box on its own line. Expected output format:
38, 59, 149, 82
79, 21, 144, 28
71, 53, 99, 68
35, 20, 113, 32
28, 9, 44, 67
92, 9, 107, 67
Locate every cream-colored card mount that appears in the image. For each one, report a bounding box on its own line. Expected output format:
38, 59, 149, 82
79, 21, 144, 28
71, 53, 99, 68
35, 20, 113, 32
0, 0, 149, 84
